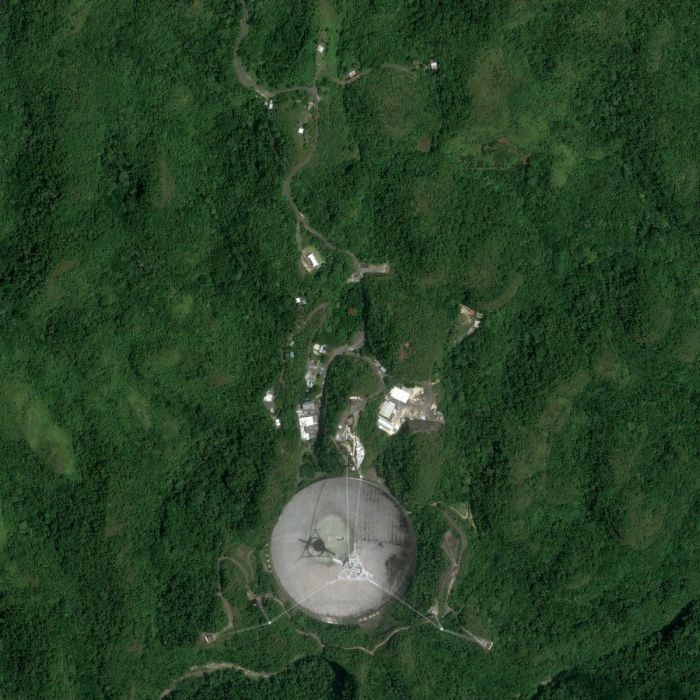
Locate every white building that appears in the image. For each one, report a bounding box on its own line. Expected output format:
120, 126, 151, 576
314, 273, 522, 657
377, 385, 443, 436
377, 399, 400, 435
298, 126, 305, 135
316, 44, 325, 54
354, 438, 365, 467
298, 415, 316, 440
263, 389, 281, 429
429, 59, 438, 71
389, 386, 411, 404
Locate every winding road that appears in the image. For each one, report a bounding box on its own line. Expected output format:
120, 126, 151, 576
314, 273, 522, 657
234, 0, 395, 279
164, 6, 493, 692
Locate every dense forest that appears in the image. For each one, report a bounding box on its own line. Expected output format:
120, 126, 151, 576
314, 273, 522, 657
1, 0, 698, 698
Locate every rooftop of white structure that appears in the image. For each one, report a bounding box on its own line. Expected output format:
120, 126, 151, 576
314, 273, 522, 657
269, 477, 415, 624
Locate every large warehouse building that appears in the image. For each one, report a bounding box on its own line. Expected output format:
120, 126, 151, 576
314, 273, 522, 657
269, 477, 415, 624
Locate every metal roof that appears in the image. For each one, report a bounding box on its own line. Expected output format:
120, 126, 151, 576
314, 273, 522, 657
379, 400, 396, 419
390, 386, 412, 404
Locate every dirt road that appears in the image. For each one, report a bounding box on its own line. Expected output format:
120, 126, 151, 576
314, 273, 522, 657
234, 1, 319, 104
160, 662, 275, 698
438, 512, 467, 615
234, 0, 409, 279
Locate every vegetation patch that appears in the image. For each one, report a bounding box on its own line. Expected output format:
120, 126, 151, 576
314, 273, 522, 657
1, 1, 698, 698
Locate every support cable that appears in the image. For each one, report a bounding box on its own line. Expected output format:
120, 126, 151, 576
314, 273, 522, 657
366, 579, 473, 642
222, 578, 338, 638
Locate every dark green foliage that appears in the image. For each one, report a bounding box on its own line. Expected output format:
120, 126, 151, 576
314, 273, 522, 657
534, 602, 700, 699
0, 1, 300, 696
170, 655, 351, 699
1, 0, 699, 698
316, 284, 364, 347
239, 0, 317, 87
405, 508, 443, 611
376, 428, 417, 505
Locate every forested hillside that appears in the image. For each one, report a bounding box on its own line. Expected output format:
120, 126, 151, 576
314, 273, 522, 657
1, 0, 698, 698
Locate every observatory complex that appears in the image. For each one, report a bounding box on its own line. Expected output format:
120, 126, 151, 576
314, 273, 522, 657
269, 477, 415, 624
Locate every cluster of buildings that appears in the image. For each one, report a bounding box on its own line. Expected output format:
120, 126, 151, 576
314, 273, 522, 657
296, 400, 320, 442
304, 344, 328, 388
377, 385, 444, 436
459, 304, 483, 336
304, 359, 324, 388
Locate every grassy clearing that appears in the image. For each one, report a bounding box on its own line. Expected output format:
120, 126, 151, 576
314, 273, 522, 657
317, 0, 342, 77
618, 489, 667, 550
311, 84, 359, 167
153, 154, 176, 207
675, 328, 700, 363
356, 70, 440, 145
2, 380, 77, 477
510, 371, 590, 486
479, 273, 524, 312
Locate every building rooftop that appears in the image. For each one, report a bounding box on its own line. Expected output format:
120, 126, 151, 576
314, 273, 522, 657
379, 400, 396, 420
390, 386, 411, 404
302, 250, 323, 273
297, 400, 320, 441
377, 385, 444, 436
